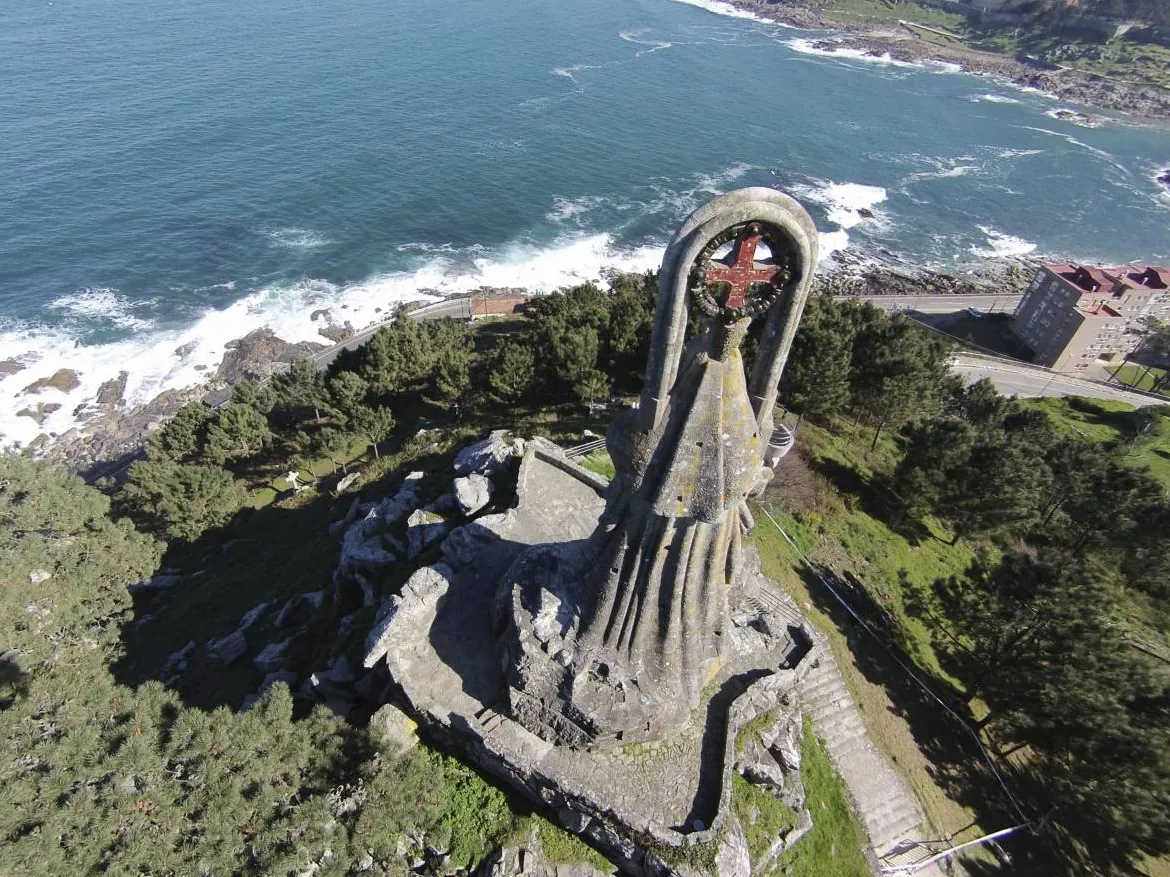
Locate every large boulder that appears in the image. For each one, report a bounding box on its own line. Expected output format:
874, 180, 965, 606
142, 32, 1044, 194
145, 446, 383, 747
339, 508, 397, 574
208, 630, 247, 665
453, 473, 492, 516
253, 639, 292, 674
453, 430, 524, 478
370, 703, 419, 753
379, 471, 425, 525
406, 509, 448, 560
440, 514, 510, 570
363, 563, 454, 668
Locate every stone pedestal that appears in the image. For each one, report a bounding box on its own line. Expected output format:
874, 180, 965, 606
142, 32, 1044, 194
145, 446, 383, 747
365, 443, 820, 876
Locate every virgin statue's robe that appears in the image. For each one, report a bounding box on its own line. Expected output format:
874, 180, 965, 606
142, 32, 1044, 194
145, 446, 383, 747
569, 318, 763, 736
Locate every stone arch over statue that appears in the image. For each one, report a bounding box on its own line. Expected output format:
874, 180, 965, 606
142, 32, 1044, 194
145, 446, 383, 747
639, 187, 820, 441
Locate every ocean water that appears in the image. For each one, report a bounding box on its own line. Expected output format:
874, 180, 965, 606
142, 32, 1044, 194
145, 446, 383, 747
2, 0, 1169, 446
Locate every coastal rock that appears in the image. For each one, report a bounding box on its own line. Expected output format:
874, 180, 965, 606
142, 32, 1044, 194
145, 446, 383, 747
95, 371, 128, 406
379, 471, 425, 525
129, 573, 182, 594
238, 601, 270, 632
275, 590, 325, 628
405, 509, 448, 560
317, 321, 355, 344
16, 403, 62, 425
0, 359, 28, 380
440, 515, 510, 570
453, 473, 492, 516
217, 328, 325, 384
370, 703, 419, 753
335, 471, 361, 493
20, 369, 81, 396
339, 508, 398, 574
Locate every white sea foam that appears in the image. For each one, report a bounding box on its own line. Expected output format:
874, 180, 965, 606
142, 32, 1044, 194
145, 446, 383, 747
0, 234, 663, 448
997, 147, 1044, 158
786, 37, 916, 69
788, 180, 888, 263
903, 164, 978, 187
792, 180, 888, 230
547, 195, 611, 224
663, 0, 773, 23
1019, 125, 1127, 172
48, 288, 155, 331
265, 227, 332, 249
551, 65, 601, 84
971, 225, 1037, 259
619, 30, 674, 53
970, 93, 1020, 105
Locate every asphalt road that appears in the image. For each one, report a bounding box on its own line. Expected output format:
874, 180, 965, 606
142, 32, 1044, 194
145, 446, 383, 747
952, 355, 1155, 406
848, 293, 1022, 314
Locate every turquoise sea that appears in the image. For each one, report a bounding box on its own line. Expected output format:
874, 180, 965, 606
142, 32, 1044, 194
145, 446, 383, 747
2, 0, 1169, 444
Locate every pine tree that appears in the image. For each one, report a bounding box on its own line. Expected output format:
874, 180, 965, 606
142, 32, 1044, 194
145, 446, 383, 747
351, 405, 396, 459
779, 296, 855, 422
204, 402, 274, 463
121, 459, 246, 542
326, 371, 370, 425
487, 339, 537, 403
146, 402, 215, 463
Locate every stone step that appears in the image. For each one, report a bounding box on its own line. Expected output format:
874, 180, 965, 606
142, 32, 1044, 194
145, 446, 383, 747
795, 645, 924, 861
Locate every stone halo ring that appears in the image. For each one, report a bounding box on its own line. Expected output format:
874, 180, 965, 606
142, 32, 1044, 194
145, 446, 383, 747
688, 220, 793, 322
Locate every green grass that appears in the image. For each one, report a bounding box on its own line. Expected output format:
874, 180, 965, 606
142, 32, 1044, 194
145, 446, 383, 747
579, 448, 615, 480
732, 773, 797, 863
809, 0, 967, 31
1018, 396, 1170, 489
1111, 363, 1168, 394
531, 815, 614, 871
770, 719, 871, 877
765, 418, 976, 685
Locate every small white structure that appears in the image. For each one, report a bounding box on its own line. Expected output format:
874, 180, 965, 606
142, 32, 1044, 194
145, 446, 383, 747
764, 425, 795, 468
284, 470, 303, 492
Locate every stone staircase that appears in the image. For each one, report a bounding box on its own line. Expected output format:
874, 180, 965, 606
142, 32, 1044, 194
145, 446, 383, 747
796, 645, 924, 859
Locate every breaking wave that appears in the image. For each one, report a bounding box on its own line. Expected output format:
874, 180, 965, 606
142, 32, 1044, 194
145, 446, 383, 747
0, 233, 662, 448
971, 225, 1037, 259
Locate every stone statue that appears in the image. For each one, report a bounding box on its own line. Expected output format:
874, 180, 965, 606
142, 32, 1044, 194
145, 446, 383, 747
364, 189, 850, 870
502, 188, 819, 746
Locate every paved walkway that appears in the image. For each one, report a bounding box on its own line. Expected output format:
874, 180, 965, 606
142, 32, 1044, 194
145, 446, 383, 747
795, 636, 925, 859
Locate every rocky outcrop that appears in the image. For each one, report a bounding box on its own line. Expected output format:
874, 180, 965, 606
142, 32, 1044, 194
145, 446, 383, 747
217, 328, 326, 384
20, 369, 81, 395
454, 430, 525, 478
454, 473, 492, 515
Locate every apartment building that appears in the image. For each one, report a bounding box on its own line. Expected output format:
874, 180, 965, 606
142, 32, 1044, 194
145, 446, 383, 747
1011, 262, 1170, 371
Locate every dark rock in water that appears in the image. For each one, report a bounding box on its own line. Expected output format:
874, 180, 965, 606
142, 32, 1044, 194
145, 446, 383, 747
173, 341, 198, 357
857, 207, 874, 219
317, 321, 355, 344
0, 359, 28, 379
1158, 168, 1170, 192
21, 368, 81, 395
217, 328, 325, 384
95, 371, 128, 406
16, 402, 62, 425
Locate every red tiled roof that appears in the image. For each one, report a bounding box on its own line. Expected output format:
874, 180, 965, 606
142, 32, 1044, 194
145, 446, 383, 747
1043, 262, 1170, 294
1118, 266, 1170, 290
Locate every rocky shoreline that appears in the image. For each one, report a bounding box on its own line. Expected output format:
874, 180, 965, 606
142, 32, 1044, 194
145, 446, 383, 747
12, 263, 1035, 478
731, 1, 1170, 123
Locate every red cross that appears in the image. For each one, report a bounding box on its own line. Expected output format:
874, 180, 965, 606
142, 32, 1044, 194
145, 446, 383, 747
704, 234, 779, 309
